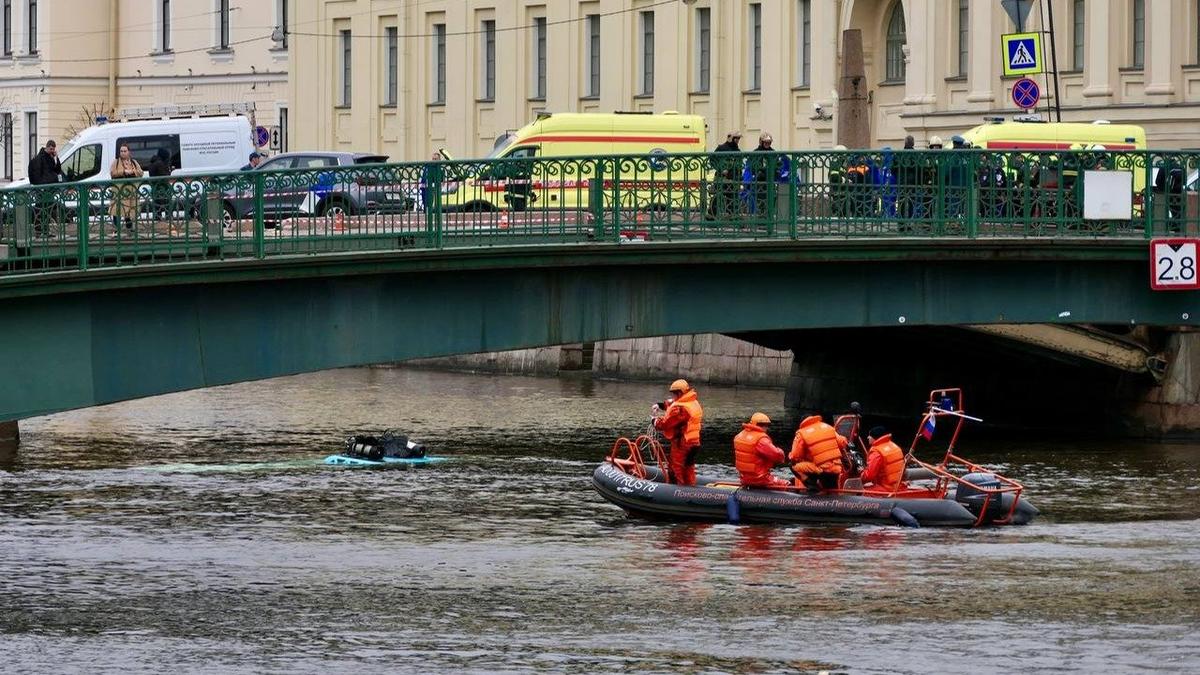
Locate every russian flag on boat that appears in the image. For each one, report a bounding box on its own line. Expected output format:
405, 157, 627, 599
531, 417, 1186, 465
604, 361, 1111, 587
920, 414, 936, 440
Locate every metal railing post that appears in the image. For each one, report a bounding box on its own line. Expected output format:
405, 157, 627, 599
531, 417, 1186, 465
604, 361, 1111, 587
1143, 152, 1155, 239
253, 172, 266, 259
590, 158, 605, 239
76, 187, 89, 271
965, 153, 979, 238
788, 153, 798, 239
431, 162, 444, 249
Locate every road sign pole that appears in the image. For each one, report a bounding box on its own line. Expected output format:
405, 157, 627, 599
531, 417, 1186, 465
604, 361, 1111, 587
1045, 0, 1063, 122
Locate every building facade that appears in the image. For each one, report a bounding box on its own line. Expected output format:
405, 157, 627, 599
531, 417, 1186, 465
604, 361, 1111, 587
290, 0, 1200, 162
0, 0, 290, 182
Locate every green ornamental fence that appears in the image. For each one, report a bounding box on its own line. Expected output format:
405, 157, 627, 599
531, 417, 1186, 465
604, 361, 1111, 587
0, 149, 1197, 276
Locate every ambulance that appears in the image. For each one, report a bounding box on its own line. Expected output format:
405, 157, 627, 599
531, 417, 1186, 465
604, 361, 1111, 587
960, 118, 1146, 151
438, 111, 707, 212
961, 118, 1149, 193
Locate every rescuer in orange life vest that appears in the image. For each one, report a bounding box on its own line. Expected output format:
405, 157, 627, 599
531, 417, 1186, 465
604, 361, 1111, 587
789, 414, 848, 493
653, 379, 704, 486
732, 412, 792, 489
861, 426, 907, 494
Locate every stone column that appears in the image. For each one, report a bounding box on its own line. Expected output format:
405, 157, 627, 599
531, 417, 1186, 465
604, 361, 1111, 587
1144, 0, 1176, 101
837, 29, 870, 149
903, 0, 936, 107
444, 0, 472, 155
809, 0, 838, 110
1082, 0, 1115, 100
966, 0, 995, 103
760, 0, 788, 141
1129, 330, 1200, 438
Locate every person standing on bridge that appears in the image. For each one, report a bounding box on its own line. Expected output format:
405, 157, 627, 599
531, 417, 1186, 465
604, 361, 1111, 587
108, 143, 143, 236
707, 131, 743, 219
789, 414, 848, 493
28, 139, 63, 237
861, 426, 906, 494
733, 412, 791, 489
653, 379, 704, 486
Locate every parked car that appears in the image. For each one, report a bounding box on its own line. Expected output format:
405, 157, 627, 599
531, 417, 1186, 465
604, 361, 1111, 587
216, 151, 415, 226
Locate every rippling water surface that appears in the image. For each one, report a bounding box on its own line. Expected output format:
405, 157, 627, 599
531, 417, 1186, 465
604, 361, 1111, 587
2, 368, 1198, 673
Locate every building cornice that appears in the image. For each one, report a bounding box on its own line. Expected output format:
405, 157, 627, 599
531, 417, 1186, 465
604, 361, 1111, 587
117, 72, 288, 86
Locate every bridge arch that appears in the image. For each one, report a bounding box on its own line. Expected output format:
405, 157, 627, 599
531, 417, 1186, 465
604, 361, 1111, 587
2, 240, 1192, 421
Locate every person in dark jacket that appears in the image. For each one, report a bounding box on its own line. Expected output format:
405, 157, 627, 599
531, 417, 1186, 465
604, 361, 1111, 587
746, 132, 788, 217
28, 140, 62, 185
27, 140, 63, 236
240, 152, 264, 171
146, 148, 173, 222
707, 131, 742, 219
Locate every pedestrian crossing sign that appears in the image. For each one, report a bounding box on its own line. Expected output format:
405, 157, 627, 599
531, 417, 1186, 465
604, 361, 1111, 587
1002, 32, 1043, 76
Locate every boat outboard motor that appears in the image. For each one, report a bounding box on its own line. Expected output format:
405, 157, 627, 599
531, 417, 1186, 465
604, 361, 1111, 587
344, 435, 385, 461
955, 472, 1004, 521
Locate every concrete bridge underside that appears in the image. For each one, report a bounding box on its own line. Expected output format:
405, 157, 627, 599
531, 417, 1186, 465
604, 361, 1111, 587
2, 240, 1197, 434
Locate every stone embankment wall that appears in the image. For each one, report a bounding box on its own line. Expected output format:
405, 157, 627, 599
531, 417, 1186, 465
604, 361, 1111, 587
403, 335, 792, 388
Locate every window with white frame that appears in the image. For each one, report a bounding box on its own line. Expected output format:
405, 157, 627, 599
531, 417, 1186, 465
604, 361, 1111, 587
276, 0, 288, 48
586, 14, 600, 97
1073, 0, 1084, 69
216, 0, 230, 50
640, 11, 654, 95
533, 16, 547, 99
433, 23, 446, 104
158, 0, 171, 53
1, 112, 12, 181
3, 0, 12, 56
340, 29, 351, 106
957, 0, 968, 76
885, 2, 906, 82
798, 0, 810, 87
1131, 0, 1145, 68
481, 19, 496, 100
24, 111, 36, 168
748, 3, 761, 91
696, 6, 710, 93
25, 0, 35, 54
277, 106, 288, 152
385, 26, 398, 105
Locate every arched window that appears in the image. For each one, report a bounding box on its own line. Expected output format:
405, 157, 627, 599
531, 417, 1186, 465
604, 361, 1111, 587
885, 2, 906, 82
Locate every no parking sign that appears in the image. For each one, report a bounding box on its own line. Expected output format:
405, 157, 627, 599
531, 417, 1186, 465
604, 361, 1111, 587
1011, 77, 1041, 110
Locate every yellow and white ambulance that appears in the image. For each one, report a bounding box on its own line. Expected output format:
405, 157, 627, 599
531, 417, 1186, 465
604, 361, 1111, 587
438, 111, 707, 212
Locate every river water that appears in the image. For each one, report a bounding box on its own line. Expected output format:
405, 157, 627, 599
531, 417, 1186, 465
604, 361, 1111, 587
2, 368, 1198, 674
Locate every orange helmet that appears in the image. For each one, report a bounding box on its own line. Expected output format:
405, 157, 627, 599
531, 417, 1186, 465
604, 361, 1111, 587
669, 379, 690, 394
750, 412, 771, 426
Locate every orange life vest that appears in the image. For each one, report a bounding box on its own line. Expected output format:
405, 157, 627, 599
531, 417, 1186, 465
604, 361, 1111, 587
868, 435, 906, 492
791, 415, 844, 473
666, 389, 703, 447
733, 423, 776, 485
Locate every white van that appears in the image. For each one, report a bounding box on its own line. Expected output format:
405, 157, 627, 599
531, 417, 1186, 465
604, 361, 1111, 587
49, 116, 256, 184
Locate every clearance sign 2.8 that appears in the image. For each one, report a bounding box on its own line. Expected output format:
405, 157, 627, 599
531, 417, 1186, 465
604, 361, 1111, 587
1151, 239, 1200, 291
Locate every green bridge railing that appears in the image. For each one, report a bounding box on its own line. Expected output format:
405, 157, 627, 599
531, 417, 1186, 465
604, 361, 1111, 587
0, 149, 1196, 276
